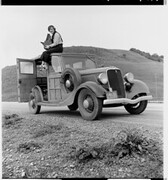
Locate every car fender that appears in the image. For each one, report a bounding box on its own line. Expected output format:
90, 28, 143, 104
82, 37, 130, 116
31, 86, 43, 102
76, 81, 106, 98
126, 79, 150, 99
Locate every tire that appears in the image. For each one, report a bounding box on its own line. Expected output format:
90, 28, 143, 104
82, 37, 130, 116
78, 89, 103, 120
68, 102, 78, 111
28, 89, 41, 114
124, 94, 148, 114
61, 67, 81, 93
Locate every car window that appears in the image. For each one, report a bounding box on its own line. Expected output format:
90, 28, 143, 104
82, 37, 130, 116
85, 59, 96, 69
65, 64, 71, 68
51, 56, 62, 73
63, 56, 96, 70
73, 62, 83, 69
20, 61, 34, 74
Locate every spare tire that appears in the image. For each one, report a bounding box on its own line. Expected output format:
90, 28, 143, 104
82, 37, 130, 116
61, 67, 81, 93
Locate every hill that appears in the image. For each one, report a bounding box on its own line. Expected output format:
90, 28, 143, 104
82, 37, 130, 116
1, 46, 163, 102
2, 65, 18, 102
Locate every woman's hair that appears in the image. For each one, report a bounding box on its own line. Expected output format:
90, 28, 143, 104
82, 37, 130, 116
48, 25, 56, 32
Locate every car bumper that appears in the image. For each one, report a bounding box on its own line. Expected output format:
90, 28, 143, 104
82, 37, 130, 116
103, 95, 153, 105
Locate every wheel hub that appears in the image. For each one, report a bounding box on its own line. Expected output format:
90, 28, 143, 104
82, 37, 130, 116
65, 79, 71, 88
83, 96, 94, 111
83, 99, 89, 109
64, 74, 74, 92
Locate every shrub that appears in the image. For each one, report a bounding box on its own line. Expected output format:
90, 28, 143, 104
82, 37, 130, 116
130, 48, 163, 62
69, 128, 162, 163
2, 114, 23, 128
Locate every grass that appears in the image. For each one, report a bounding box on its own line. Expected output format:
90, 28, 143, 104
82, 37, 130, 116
32, 123, 64, 138
2, 113, 163, 178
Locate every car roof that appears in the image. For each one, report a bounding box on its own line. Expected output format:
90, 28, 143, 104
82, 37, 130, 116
51, 53, 96, 58
30, 53, 96, 65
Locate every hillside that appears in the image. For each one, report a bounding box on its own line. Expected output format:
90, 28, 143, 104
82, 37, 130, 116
2, 65, 18, 102
1, 46, 163, 102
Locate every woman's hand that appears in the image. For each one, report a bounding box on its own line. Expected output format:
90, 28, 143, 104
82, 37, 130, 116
45, 45, 50, 49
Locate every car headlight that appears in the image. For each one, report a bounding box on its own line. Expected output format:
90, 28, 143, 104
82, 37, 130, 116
124, 72, 134, 83
97, 73, 108, 84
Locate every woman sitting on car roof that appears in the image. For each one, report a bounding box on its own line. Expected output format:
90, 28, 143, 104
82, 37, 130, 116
40, 25, 63, 69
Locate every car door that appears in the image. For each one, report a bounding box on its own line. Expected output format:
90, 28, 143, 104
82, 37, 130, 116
17, 58, 37, 102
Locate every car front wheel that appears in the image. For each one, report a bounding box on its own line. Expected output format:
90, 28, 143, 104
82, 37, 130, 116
78, 89, 103, 120
28, 89, 41, 114
124, 94, 148, 114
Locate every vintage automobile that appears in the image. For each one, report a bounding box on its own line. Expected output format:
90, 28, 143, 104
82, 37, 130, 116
17, 53, 152, 120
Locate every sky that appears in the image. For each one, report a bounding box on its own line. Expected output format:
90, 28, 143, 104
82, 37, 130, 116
0, 5, 168, 69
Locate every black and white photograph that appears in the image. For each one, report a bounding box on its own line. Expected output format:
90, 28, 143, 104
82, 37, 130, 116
0, 1, 167, 179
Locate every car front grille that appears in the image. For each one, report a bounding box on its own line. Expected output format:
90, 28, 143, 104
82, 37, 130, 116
107, 69, 125, 98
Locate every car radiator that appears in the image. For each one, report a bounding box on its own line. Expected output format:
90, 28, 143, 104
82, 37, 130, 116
107, 69, 126, 98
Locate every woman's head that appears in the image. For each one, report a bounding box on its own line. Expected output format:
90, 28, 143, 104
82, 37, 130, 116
48, 25, 56, 34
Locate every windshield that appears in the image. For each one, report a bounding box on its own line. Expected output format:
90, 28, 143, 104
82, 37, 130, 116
62, 55, 97, 70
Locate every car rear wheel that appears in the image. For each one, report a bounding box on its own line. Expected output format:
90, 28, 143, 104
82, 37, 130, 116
29, 89, 41, 114
78, 89, 103, 120
124, 94, 148, 114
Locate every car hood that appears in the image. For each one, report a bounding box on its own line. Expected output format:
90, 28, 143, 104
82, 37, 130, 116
79, 66, 119, 75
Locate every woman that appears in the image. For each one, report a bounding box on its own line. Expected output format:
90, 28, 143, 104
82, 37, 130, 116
40, 25, 63, 69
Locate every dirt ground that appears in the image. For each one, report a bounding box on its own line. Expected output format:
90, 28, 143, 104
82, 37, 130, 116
2, 105, 163, 178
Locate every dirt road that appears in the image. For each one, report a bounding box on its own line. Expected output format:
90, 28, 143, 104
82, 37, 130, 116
2, 102, 163, 139
2, 102, 163, 125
